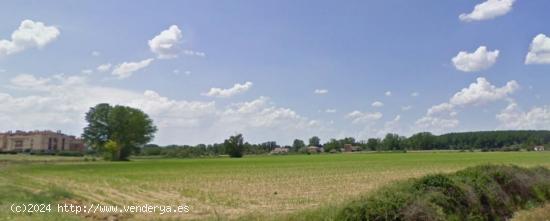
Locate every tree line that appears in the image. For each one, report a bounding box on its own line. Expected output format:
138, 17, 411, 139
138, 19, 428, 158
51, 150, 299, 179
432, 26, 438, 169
81, 104, 549, 160
137, 131, 550, 159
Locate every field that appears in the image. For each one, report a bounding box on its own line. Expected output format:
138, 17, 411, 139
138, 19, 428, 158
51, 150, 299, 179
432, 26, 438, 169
1, 151, 550, 220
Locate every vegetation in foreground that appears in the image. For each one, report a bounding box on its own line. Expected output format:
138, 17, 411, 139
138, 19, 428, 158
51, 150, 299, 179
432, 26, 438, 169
1, 152, 550, 220
337, 165, 550, 221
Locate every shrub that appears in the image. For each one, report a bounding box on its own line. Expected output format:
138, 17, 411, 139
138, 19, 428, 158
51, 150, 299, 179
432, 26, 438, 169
56, 151, 84, 157
337, 165, 550, 221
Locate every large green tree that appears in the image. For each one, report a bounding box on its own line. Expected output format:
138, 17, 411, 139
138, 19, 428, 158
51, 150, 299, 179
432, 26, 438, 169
309, 136, 321, 147
382, 133, 403, 151
83, 103, 157, 161
292, 139, 306, 152
225, 134, 244, 158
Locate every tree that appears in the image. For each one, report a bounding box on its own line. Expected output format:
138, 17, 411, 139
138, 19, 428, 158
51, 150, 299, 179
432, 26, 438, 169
366, 138, 381, 151
104, 140, 121, 160
382, 133, 403, 151
83, 103, 157, 161
225, 134, 244, 158
323, 138, 340, 152
292, 139, 306, 152
408, 132, 436, 150
309, 136, 321, 147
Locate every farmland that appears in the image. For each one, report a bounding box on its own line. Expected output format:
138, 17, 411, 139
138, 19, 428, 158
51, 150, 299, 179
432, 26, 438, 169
1, 151, 550, 220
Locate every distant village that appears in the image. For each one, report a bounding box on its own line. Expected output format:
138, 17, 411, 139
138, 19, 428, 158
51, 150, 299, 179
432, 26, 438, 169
0, 130, 85, 153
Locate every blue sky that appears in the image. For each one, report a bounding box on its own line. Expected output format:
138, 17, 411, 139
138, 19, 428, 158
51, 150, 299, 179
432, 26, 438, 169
0, 0, 549, 145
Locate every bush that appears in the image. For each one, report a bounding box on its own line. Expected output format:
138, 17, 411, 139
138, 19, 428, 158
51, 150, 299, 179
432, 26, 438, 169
501, 146, 521, 152
0, 151, 17, 155
337, 165, 550, 221
56, 151, 84, 157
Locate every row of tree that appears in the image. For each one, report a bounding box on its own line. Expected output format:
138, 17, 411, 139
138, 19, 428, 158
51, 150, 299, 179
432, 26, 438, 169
81, 104, 550, 161
137, 131, 550, 159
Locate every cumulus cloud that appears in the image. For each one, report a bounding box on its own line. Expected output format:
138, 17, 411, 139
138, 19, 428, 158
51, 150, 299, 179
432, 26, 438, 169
371, 101, 384, 107
203, 81, 253, 98
325, 109, 336, 113
112, 58, 154, 79
411, 92, 419, 97
385, 91, 392, 96
0, 74, 328, 145
96, 63, 112, 72
0, 19, 60, 57
449, 77, 518, 106
91, 51, 100, 56
183, 50, 206, 57
459, 0, 515, 22
401, 105, 412, 111
9, 74, 51, 90
377, 115, 403, 137
346, 110, 382, 124
415, 116, 460, 133
416, 77, 519, 132
148, 25, 182, 59
314, 89, 328, 94
497, 101, 550, 130
525, 34, 550, 64
452, 46, 499, 72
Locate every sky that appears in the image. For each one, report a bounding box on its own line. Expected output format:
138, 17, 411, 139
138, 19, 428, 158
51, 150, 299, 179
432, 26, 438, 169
0, 0, 549, 145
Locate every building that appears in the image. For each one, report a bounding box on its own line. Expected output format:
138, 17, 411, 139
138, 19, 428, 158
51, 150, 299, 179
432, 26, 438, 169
343, 144, 362, 152
270, 147, 289, 155
306, 146, 324, 153
0, 130, 85, 153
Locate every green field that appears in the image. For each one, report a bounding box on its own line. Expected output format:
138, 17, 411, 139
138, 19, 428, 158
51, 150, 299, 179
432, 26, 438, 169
1, 152, 550, 220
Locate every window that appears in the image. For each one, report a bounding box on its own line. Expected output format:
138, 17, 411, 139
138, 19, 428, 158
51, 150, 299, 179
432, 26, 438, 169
14, 140, 23, 148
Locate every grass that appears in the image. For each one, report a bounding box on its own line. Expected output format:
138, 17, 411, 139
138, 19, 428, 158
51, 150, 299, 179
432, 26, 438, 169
512, 203, 550, 221
1, 152, 549, 220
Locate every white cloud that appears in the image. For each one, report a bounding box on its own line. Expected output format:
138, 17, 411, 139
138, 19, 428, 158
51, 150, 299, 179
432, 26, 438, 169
183, 50, 206, 57
452, 46, 499, 72
449, 77, 518, 106
314, 89, 328, 94
96, 63, 112, 72
325, 109, 336, 113
112, 58, 154, 79
427, 102, 455, 116
148, 25, 182, 59
91, 51, 100, 57
203, 81, 253, 98
81, 69, 93, 74
0, 19, 60, 57
385, 91, 392, 96
411, 92, 419, 97
0, 74, 329, 145
401, 105, 412, 111
9, 74, 51, 90
346, 110, 382, 124
377, 115, 402, 137
0, 69, 6, 73
459, 0, 515, 22
525, 34, 550, 64
416, 77, 519, 133
426, 77, 518, 116
497, 101, 550, 130
415, 116, 459, 133
371, 101, 384, 107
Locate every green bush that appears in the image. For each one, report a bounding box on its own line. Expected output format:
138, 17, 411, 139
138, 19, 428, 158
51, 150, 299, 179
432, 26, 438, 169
337, 165, 550, 221
56, 151, 84, 157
